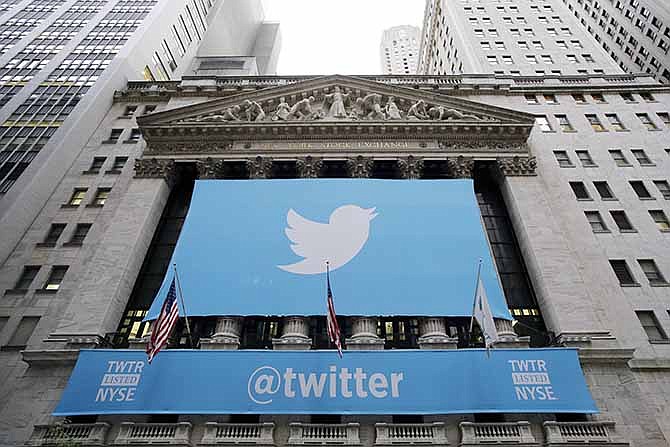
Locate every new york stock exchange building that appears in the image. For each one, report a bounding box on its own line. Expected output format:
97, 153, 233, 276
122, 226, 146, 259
3, 71, 670, 447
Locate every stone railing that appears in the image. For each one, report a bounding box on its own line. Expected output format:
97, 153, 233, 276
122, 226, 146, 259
113, 422, 192, 445
200, 422, 275, 445
26, 423, 110, 446
375, 422, 448, 445
459, 421, 537, 445
287, 423, 360, 445
543, 421, 628, 445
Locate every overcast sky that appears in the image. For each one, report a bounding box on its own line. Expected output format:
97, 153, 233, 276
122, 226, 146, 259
262, 0, 424, 75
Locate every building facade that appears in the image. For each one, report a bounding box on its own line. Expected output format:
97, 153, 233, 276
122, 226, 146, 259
560, 0, 670, 84
379, 25, 420, 74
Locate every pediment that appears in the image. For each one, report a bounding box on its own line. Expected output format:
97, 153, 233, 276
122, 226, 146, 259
137, 75, 535, 135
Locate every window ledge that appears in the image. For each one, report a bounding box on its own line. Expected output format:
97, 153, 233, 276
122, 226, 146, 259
3, 289, 27, 296
615, 129, 630, 132
594, 129, 609, 132
35, 242, 56, 248
60, 204, 79, 209
650, 339, 670, 344
660, 229, 670, 233
592, 230, 611, 233
34, 289, 58, 295
638, 163, 656, 167
601, 197, 619, 201
81, 170, 100, 175
122, 140, 140, 144
559, 164, 576, 168
0, 345, 27, 351
646, 128, 662, 132
620, 283, 641, 287
105, 169, 122, 175
85, 204, 104, 208
619, 229, 638, 233
582, 164, 598, 168
62, 242, 83, 247
615, 163, 633, 167
650, 282, 670, 287
118, 115, 133, 119
561, 130, 578, 133
638, 197, 656, 201
101, 140, 118, 144
576, 198, 594, 201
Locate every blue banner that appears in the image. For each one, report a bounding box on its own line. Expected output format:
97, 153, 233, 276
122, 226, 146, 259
147, 179, 511, 319
54, 349, 597, 415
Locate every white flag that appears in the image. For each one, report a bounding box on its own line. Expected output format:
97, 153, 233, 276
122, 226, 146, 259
474, 278, 499, 349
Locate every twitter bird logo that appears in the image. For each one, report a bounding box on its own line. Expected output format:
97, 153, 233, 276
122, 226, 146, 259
278, 205, 378, 275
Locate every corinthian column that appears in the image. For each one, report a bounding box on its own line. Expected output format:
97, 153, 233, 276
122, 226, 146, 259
345, 317, 384, 350
272, 316, 312, 350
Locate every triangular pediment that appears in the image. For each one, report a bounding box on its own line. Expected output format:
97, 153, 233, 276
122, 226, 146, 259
138, 75, 535, 129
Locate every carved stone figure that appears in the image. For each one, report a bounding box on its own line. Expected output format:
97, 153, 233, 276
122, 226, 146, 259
397, 156, 424, 179
296, 156, 323, 178
497, 156, 537, 176
197, 105, 241, 122
428, 106, 480, 121
288, 96, 316, 120
243, 100, 266, 122
247, 156, 273, 179
407, 100, 429, 120
356, 93, 385, 120
272, 97, 291, 121
324, 86, 350, 119
346, 156, 373, 178
446, 156, 475, 178
385, 96, 402, 120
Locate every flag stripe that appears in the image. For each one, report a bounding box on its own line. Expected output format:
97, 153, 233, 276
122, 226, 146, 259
326, 271, 343, 358
147, 278, 180, 363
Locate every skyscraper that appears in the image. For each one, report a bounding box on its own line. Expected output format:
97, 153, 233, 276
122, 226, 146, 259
561, 0, 670, 84
1, 1, 670, 447
379, 25, 420, 74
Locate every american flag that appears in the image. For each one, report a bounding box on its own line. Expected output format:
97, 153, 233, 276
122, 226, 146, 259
326, 267, 343, 358
146, 278, 179, 364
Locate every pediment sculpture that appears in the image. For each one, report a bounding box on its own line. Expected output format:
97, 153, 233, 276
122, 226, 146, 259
183, 86, 491, 124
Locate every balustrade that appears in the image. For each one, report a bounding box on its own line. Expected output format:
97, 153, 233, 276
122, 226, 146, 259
543, 421, 628, 445
26, 423, 110, 446
287, 423, 360, 445
375, 422, 448, 445
459, 421, 537, 446
113, 422, 191, 445
200, 422, 275, 446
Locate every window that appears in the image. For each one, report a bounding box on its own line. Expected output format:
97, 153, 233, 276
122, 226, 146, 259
605, 114, 626, 131
13, 266, 39, 291
637, 113, 658, 130
109, 157, 128, 173
630, 181, 652, 199
541, 54, 553, 63
481, 42, 492, 50
518, 41, 529, 49
544, 94, 558, 104
487, 55, 498, 65
638, 260, 667, 285
591, 93, 606, 103
594, 181, 615, 199
105, 129, 123, 143
576, 150, 596, 166
533, 41, 544, 50
143, 105, 157, 115
609, 150, 630, 166
495, 41, 506, 50
556, 114, 574, 131
635, 311, 667, 341
610, 260, 637, 285
582, 54, 594, 63
570, 181, 590, 199
86, 157, 106, 174
4, 316, 39, 349
90, 188, 111, 207
566, 54, 579, 63
621, 93, 636, 102
125, 128, 142, 143
554, 151, 573, 167
556, 40, 568, 49
654, 180, 670, 199
525, 94, 539, 104
43, 266, 68, 291
585, 211, 608, 232
536, 116, 552, 132
640, 92, 655, 102
657, 112, 670, 127
585, 114, 606, 131
649, 210, 670, 231
631, 149, 653, 165
68, 224, 91, 245
502, 55, 514, 64
610, 210, 634, 231
41, 224, 65, 246
572, 94, 587, 104
526, 55, 538, 64
66, 188, 87, 207
121, 105, 137, 118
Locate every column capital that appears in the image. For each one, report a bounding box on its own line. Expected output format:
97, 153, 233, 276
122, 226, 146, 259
346, 317, 384, 350
200, 317, 243, 350
247, 156, 273, 179
296, 156, 323, 178
446, 155, 475, 178
134, 158, 177, 185
397, 155, 424, 179
273, 316, 312, 350
196, 157, 224, 179
496, 156, 537, 177
418, 317, 458, 349
346, 155, 373, 178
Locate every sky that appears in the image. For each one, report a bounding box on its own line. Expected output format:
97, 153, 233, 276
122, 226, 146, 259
262, 0, 425, 75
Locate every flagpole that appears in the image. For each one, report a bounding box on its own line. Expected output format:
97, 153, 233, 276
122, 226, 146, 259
468, 258, 483, 344
173, 263, 194, 348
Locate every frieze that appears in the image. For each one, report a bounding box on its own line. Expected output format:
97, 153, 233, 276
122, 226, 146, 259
496, 156, 537, 176
243, 140, 427, 151
439, 141, 530, 154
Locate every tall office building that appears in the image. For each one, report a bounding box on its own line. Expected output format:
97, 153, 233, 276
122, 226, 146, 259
559, 0, 670, 83
379, 25, 420, 74
0, 2, 670, 447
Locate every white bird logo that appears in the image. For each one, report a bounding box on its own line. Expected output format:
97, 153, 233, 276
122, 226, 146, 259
278, 205, 378, 275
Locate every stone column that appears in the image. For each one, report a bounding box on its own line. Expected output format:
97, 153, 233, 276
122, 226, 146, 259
272, 316, 312, 350
200, 317, 243, 350
346, 156, 373, 178
296, 156, 323, 178
346, 317, 384, 350
196, 157, 224, 179
446, 156, 475, 178
492, 318, 529, 348
397, 156, 424, 179
418, 317, 458, 349
247, 156, 272, 179
49, 160, 176, 348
